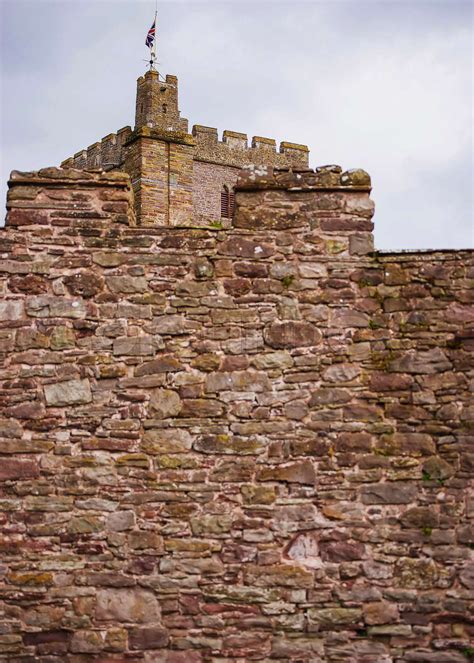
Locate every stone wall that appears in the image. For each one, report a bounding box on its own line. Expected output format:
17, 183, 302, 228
192, 161, 240, 222
0, 166, 473, 662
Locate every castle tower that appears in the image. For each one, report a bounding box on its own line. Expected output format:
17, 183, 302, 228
61, 67, 310, 227
135, 70, 188, 133
123, 70, 194, 226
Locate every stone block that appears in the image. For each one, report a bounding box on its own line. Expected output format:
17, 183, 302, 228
106, 510, 136, 532
360, 482, 417, 504
190, 514, 233, 536
44, 379, 92, 406
205, 370, 270, 393
129, 626, 169, 650
258, 460, 316, 485
106, 275, 148, 293
96, 588, 160, 623
113, 336, 154, 356
363, 602, 399, 625
244, 563, 314, 588
70, 630, 104, 654
148, 388, 182, 418
0, 300, 24, 320
264, 321, 322, 348
64, 271, 104, 298
142, 429, 193, 454
308, 608, 363, 625
135, 355, 183, 375
0, 459, 39, 480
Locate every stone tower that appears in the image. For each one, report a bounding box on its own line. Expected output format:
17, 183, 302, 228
135, 70, 188, 132
62, 69, 310, 226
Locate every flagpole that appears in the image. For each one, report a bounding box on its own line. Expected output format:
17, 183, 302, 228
145, 2, 158, 72
152, 1, 157, 68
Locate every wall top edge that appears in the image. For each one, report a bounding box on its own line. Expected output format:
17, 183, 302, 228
8, 167, 131, 187
235, 165, 372, 192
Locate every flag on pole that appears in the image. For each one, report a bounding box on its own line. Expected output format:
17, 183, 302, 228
145, 20, 156, 49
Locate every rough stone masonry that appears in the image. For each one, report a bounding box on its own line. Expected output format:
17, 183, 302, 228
0, 162, 473, 662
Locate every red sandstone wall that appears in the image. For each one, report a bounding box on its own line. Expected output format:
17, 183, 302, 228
0, 166, 473, 662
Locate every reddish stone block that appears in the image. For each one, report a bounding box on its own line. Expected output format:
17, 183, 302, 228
0, 459, 39, 480
129, 626, 169, 650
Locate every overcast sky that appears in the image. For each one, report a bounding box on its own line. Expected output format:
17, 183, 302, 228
1, 0, 472, 249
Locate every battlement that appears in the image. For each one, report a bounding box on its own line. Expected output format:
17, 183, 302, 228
192, 124, 309, 168
61, 125, 132, 170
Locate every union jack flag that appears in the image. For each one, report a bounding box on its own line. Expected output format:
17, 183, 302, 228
145, 20, 156, 48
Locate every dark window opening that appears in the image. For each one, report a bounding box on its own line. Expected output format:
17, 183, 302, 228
162, 103, 167, 114
221, 185, 235, 218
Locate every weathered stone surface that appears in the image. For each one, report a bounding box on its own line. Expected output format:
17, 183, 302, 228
135, 355, 183, 375
218, 237, 274, 258
142, 428, 192, 453
310, 387, 351, 406
0, 459, 39, 480
308, 608, 363, 626
340, 168, 371, 186
422, 455, 455, 480
360, 482, 417, 504
332, 309, 369, 327
190, 514, 233, 535
390, 348, 452, 374
252, 350, 293, 370
459, 561, 474, 589
64, 271, 104, 298
286, 531, 320, 568
50, 325, 75, 350
244, 563, 314, 588
68, 515, 102, 534
194, 434, 264, 455
400, 507, 439, 529
270, 636, 324, 659
363, 602, 399, 625
96, 589, 160, 623
320, 540, 366, 562
106, 510, 136, 532
394, 558, 440, 589
377, 433, 435, 456
129, 626, 169, 650
264, 321, 322, 348
44, 379, 92, 406
205, 370, 270, 392
148, 389, 182, 418
241, 485, 276, 505
129, 531, 163, 551
322, 363, 360, 382
106, 275, 148, 293
92, 251, 124, 267
113, 335, 154, 355
0, 300, 24, 320
70, 630, 104, 654
403, 653, 467, 662
179, 399, 225, 417
349, 233, 374, 255
258, 460, 316, 484
0, 418, 23, 438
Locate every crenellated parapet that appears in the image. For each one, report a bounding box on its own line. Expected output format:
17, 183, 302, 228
192, 125, 309, 168
61, 126, 132, 171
